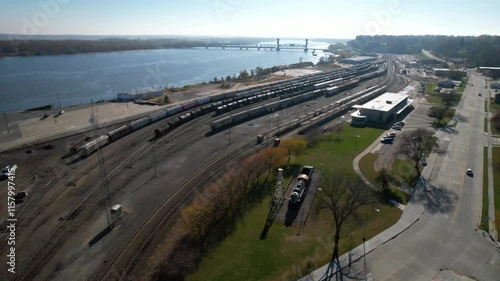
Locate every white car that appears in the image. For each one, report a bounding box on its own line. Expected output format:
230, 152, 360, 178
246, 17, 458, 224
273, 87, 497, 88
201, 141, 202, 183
466, 168, 473, 177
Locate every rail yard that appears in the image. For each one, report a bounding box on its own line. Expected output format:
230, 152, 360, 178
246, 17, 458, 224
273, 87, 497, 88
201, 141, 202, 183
0, 56, 408, 281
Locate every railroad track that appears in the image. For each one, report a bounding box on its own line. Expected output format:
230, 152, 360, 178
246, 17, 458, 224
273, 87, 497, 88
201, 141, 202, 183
7, 63, 395, 280
94, 134, 272, 281
8, 111, 217, 281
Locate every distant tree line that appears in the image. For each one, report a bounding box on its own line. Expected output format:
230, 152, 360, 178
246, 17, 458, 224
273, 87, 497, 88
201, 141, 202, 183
348, 35, 500, 67
0, 37, 266, 56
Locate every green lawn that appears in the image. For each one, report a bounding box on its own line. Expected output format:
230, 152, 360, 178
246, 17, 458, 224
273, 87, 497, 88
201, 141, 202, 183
392, 158, 417, 182
485, 118, 489, 133
358, 153, 408, 205
481, 147, 489, 231
485, 100, 488, 113
358, 153, 379, 184
187, 126, 402, 281
491, 102, 500, 111
427, 94, 442, 104
425, 82, 437, 96
493, 146, 500, 234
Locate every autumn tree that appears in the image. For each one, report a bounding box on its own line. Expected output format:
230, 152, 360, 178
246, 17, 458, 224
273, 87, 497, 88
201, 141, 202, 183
313, 172, 376, 271
397, 128, 441, 186
281, 138, 307, 163
257, 147, 287, 173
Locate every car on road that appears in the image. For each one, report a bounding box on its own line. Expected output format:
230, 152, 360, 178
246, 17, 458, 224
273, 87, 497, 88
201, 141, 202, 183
466, 168, 473, 177
392, 125, 402, 130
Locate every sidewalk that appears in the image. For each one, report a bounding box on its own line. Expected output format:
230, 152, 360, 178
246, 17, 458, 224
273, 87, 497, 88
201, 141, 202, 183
300, 133, 430, 281
299, 191, 425, 281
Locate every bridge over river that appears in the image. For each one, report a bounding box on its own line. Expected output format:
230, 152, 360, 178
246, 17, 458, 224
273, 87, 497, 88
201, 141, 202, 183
195, 38, 328, 52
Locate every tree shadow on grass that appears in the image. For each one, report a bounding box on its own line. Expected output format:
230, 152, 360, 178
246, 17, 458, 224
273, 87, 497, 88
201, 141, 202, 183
375, 188, 405, 205
412, 176, 458, 214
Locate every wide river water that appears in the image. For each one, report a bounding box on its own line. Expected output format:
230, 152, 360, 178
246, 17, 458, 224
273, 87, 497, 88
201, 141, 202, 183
0, 41, 331, 113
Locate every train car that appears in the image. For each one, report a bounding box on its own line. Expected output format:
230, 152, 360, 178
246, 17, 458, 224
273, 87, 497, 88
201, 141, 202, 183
154, 123, 172, 138
325, 86, 339, 96
201, 104, 214, 113
80, 135, 109, 157
181, 100, 198, 111
232, 110, 250, 123
216, 105, 229, 114
190, 108, 203, 118
227, 102, 239, 110
168, 117, 182, 128
129, 116, 151, 132
167, 105, 183, 116
179, 112, 193, 123
211, 116, 233, 131
248, 105, 265, 117
149, 110, 168, 123
197, 96, 211, 106
107, 125, 131, 142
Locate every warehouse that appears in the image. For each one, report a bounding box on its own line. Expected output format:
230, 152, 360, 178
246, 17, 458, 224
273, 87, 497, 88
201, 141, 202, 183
350, 92, 413, 125
339, 56, 377, 64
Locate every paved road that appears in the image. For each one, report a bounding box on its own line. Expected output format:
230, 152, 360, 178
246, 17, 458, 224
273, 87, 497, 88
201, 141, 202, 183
345, 71, 500, 280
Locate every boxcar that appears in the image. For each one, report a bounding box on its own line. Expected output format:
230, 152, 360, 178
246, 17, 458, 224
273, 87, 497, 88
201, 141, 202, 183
107, 125, 130, 142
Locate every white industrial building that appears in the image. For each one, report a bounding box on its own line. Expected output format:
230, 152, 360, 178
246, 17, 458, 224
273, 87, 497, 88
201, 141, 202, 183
350, 92, 414, 125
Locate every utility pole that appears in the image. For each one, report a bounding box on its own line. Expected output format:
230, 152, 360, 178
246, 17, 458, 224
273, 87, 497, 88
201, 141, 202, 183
91, 100, 113, 227
3, 113, 9, 135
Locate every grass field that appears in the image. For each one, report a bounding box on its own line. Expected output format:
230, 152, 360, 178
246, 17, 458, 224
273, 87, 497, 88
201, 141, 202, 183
485, 100, 488, 113
358, 153, 408, 204
425, 82, 437, 96
186, 126, 402, 281
485, 118, 489, 133
481, 147, 489, 231
358, 153, 379, 184
493, 146, 500, 234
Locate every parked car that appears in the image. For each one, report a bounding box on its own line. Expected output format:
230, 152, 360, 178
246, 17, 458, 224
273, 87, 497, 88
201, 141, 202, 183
96, 99, 104, 103
395, 121, 405, 127
478, 93, 482, 96
55, 110, 64, 117
381, 137, 393, 144
466, 168, 473, 177
387, 132, 397, 138
392, 125, 402, 130
421, 157, 427, 166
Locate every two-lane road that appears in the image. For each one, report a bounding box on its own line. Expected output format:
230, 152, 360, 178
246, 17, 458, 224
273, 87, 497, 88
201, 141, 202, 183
349, 71, 500, 281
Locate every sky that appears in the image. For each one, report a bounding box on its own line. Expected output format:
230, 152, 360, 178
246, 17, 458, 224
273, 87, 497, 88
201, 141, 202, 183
0, 0, 499, 39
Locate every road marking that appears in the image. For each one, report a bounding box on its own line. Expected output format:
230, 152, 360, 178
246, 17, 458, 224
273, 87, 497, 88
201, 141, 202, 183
450, 162, 467, 224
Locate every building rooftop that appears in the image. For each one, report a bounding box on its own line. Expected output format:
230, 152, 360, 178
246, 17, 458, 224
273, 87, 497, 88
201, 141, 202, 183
353, 92, 409, 112
341, 56, 377, 61
479, 66, 500, 70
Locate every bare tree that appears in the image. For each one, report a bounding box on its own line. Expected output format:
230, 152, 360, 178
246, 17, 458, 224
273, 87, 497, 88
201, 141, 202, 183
375, 168, 396, 191
398, 128, 440, 185
333, 123, 344, 140
313, 172, 376, 276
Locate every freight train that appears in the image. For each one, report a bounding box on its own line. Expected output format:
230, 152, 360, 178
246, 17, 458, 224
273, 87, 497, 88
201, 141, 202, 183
77, 61, 387, 158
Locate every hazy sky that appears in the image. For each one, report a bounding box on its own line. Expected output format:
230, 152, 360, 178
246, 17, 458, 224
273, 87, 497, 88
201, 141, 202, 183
0, 0, 499, 39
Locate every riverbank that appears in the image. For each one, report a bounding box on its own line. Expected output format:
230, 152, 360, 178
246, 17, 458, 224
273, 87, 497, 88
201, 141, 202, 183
0, 64, 333, 152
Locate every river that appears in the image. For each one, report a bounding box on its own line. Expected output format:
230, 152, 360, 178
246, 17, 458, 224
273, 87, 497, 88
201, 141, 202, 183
0, 41, 332, 113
